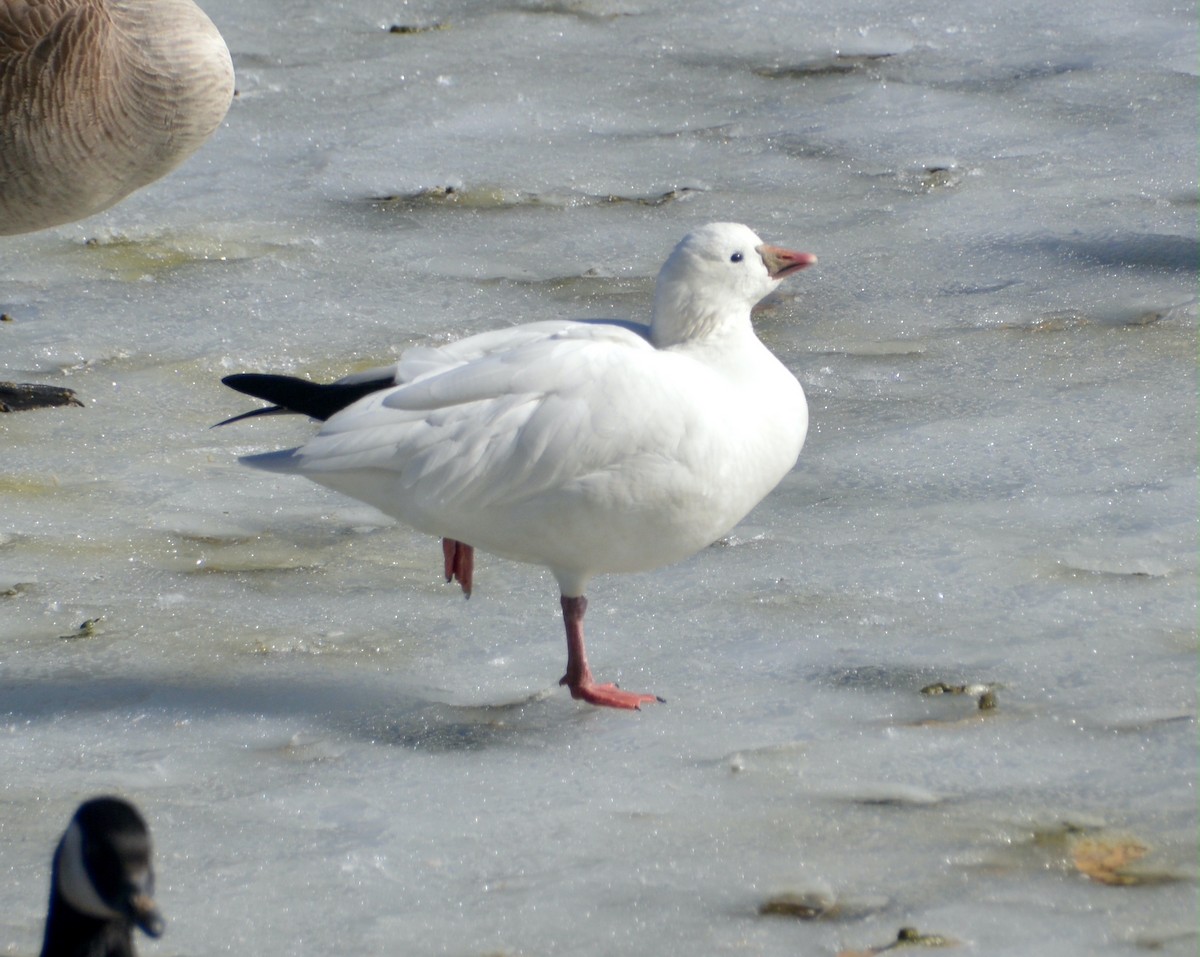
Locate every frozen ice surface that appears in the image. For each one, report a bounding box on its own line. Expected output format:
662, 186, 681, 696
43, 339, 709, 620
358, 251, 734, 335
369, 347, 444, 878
0, 0, 1195, 955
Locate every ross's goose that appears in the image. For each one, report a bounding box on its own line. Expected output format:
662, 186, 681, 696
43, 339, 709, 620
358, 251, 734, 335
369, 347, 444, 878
221, 223, 815, 709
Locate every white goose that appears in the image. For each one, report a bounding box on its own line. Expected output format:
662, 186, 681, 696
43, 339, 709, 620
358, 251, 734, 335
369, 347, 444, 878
221, 223, 815, 709
0, 0, 234, 235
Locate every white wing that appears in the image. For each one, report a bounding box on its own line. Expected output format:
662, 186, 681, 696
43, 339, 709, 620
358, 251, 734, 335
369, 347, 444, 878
248, 320, 706, 520
334, 319, 651, 390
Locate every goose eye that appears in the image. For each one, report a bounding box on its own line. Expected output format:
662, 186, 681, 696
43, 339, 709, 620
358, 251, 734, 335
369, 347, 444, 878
729, 251, 743, 263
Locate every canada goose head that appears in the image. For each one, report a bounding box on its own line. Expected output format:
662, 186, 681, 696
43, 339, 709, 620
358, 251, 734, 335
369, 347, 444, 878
40, 797, 164, 957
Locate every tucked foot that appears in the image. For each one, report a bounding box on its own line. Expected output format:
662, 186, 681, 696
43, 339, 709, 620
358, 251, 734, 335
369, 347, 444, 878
441, 538, 474, 597
560, 676, 664, 710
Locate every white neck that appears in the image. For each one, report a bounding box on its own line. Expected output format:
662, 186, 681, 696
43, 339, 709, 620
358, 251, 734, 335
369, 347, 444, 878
650, 283, 753, 349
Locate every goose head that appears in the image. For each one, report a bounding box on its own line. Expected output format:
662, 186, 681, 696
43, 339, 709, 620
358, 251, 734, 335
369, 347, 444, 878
650, 222, 816, 347
41, 797, 164, 957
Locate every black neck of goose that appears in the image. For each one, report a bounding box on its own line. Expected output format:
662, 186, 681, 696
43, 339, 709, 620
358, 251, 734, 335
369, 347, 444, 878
40, 889, 137, 957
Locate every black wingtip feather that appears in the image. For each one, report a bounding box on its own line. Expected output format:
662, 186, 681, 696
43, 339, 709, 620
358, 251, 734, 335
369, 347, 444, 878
211, 405, 288, 428
219, 372, 397, 424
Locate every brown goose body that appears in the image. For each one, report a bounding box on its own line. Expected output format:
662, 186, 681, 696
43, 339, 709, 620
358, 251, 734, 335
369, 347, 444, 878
0, 0, 233, 234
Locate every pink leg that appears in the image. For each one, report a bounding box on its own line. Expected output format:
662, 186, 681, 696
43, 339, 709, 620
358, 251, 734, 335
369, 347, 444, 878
558, 595, 662, 710
441, 538, 474, 597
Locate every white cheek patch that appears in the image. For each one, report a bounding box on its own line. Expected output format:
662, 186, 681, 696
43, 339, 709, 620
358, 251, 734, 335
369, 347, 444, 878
57, 821, 122, 920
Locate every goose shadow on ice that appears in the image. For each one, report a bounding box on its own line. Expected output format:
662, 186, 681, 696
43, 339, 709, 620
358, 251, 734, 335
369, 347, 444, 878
2, 673, 583, 752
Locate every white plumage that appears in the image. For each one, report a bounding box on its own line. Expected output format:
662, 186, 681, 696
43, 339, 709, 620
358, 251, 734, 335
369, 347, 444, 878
226, 223, 816, 709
